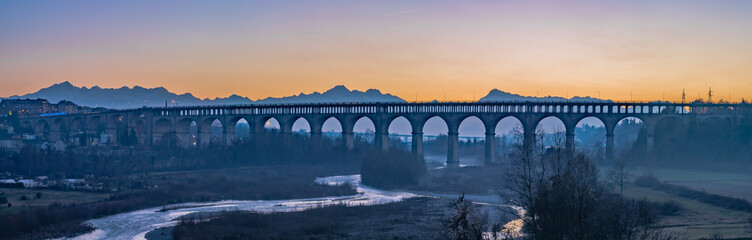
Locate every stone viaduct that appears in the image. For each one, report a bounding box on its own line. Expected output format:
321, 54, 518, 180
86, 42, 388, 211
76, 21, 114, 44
20, 101, 746, 166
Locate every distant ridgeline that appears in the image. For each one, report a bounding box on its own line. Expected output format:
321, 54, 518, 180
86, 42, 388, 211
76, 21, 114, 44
5, 82, 406, 109
6, 82, 619, 110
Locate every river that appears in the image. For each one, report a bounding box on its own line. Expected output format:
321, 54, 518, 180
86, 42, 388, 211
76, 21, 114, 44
68, 175, 418, 240
67, 174, 512, 240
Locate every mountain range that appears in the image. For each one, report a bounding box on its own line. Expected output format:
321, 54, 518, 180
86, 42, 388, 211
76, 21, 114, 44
5, 82, 405, 109
478, 89, 611, 103
4, 82, 611, 109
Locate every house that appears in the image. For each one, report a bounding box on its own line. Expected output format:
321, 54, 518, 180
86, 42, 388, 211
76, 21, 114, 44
17, 179, 40, 188
63, 179, 88, 190
54, 100, 79, 114
0, 98, 52, 117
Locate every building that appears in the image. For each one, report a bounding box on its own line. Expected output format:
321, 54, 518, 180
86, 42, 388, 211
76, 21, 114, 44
55, 100, 79, 114
0, 98, 52, 117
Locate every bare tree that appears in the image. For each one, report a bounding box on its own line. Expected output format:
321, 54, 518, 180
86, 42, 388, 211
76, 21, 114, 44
445, 194, 487, 240
608, 157, 632, 196
502, 126, 546, 237
543, 126, 567, 176
502, 127, 682, 240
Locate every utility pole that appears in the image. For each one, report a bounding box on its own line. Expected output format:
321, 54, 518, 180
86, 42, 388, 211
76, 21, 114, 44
708, 87, 713, 103
682, 89, 686, 104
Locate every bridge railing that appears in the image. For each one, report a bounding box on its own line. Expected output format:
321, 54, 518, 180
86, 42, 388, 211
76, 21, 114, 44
24, 101, 749, 119
163, 101, 746, 117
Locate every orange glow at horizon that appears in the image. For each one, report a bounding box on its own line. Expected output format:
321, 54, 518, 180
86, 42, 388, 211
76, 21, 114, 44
1, 1, 751, 103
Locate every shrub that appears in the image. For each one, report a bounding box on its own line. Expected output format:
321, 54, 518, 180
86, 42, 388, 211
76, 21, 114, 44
0, 182, 24, 188
633, 175, 661, 188
444, 194, 486, 240
360, 149, 425, 188
650, 200, 682, 216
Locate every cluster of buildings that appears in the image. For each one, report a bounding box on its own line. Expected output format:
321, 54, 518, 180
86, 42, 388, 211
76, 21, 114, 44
0, 176, 97, 190
0, 98, 108, 151
0, 98, 96, 117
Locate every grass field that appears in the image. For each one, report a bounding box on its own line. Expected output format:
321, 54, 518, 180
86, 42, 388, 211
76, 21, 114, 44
0, 188, 111, 215
619, 166, 752, 239
641, 167, 752, 202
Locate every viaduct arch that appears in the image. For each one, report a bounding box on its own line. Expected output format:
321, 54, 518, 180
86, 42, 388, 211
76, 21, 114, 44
20, 102, 747, 167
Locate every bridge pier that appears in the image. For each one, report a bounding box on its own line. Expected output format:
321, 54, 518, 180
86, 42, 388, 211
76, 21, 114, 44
104, 127, 118, 145
523, 130, 535, 160
49, 130, 61, 142
411, 131, 424, 160
646, 133, 654, 155
225, 130, 235, 146
34, 129, 46, 141
484, 133, 496, 165
566, 130, 575, 157
310, 130, 322, 145
199, 126, 211, 147
375, 129, 388, 151
645, 122, 655, 156
176, 129, 193, 148
447, 131, 459, 167
145, 123, 153, 147
342, 131, 354, 149
310, 119, 323, 144
152, 130, 167, 146
606, 133, 615, 162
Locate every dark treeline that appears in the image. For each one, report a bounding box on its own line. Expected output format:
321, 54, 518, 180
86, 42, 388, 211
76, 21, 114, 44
0, 131, 375, 178
0, 146, 154, 179
164, 132, 364, 168
649, 114, 752, 168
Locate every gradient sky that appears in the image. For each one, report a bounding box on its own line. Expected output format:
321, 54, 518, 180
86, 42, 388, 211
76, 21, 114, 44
1, 0, 751, 102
